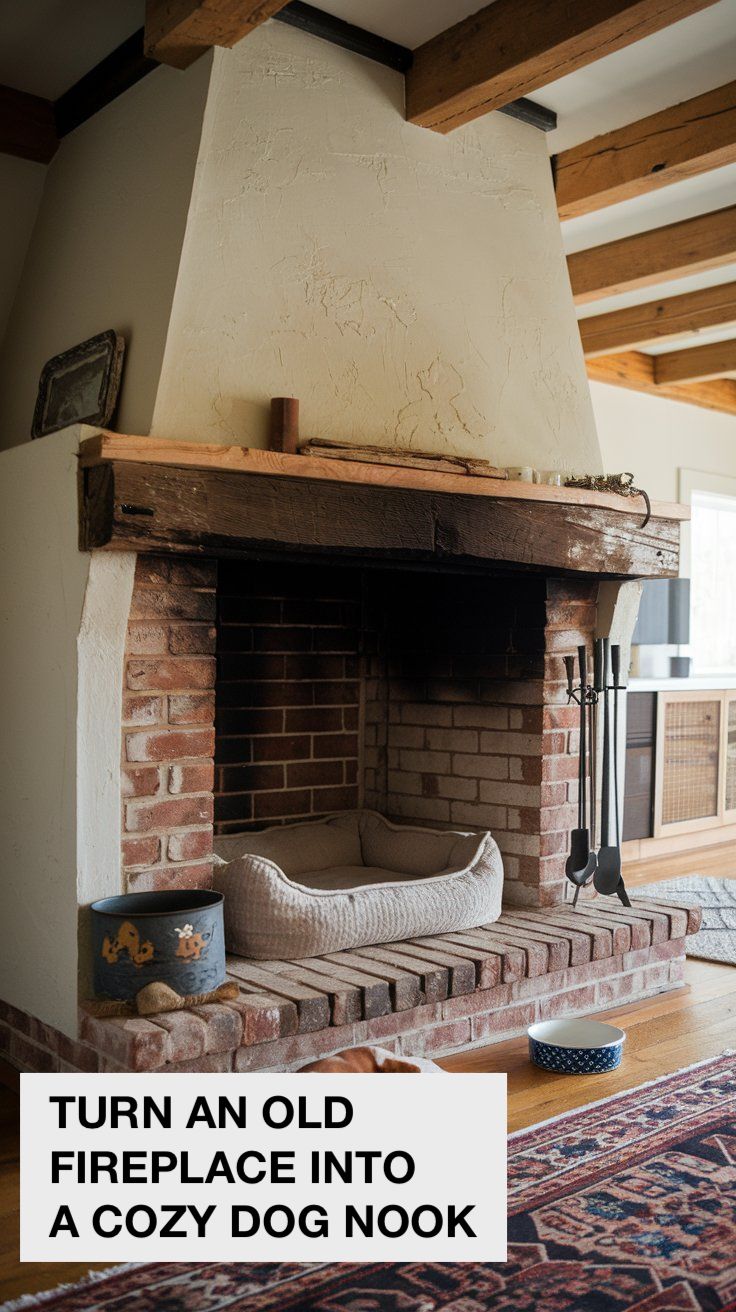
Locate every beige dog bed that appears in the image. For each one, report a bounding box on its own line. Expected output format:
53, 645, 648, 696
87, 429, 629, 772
213, 810, 503, 959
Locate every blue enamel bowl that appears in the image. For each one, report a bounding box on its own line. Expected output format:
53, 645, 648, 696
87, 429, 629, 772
528, 1019, 626, 1074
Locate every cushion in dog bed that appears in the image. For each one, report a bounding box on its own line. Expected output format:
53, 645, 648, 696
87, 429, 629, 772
213, 810, 503, 959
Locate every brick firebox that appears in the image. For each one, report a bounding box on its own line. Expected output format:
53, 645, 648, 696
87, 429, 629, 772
119, 552, 595, 908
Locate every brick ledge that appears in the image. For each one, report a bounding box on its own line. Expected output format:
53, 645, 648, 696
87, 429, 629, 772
0, 900, 699, 1074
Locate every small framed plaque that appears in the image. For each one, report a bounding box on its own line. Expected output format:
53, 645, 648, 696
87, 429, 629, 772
31, 329, 125, 438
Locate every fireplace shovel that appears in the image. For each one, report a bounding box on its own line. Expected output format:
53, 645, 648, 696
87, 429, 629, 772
565, 645, 597, 903
595, 642, 624, 897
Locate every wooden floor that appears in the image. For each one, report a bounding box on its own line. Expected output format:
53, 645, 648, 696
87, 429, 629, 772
440, 957, 736, 1127
623, 838, 736, 887
442, 844, 736, 1123
1, 845, 734, 1303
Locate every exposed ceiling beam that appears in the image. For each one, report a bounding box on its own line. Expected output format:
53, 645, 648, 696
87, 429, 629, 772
568, 205, 736, 303
274, 1, 411, 71
145, 0, 291, 69
0, 5, 556, 165
579, 282, 736, 356
272, 2, 556, 130
405, 0, 720, 134
54, 29, 157, 139
0, 84, 57, 163
556, 79, 736, 219
587, 349, 736, 414
654, 338, 736, 383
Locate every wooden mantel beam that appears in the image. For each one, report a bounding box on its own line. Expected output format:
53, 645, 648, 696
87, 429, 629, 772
79, 450, 680, 579
654, 337, 736, 384
145, 0, 292, 69
555, 79, 736, 219
568, 205, 736, 303
405, 0, 719, 133
579, 282, 736, 357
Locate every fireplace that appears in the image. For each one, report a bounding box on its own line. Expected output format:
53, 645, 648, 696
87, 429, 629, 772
0, 429, 698, 1076
119, 554, 596, 911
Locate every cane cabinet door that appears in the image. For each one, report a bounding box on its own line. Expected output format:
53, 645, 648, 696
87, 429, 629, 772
723, 693, 736, 821
654, 692, 722, 837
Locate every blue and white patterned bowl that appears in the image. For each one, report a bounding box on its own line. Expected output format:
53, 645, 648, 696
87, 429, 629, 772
528, 1019, 626, 1074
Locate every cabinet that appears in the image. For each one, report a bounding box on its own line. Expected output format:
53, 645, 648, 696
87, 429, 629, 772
624, 687, 736, 842
623, 693, 656, 841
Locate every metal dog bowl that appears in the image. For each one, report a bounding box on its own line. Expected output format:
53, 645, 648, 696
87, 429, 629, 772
528, 1018, 626, 1074
91, 889, 225, 1001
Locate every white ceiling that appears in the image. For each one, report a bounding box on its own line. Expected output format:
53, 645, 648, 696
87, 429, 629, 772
1, 0, 734, 356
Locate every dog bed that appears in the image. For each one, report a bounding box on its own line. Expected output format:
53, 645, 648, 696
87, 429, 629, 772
213, 810, 503, 959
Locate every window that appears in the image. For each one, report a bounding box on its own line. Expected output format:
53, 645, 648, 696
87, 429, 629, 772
690, 490, 736, 675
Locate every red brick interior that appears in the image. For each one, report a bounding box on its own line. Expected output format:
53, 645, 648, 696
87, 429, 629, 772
215, 561, 362, 832
364, 573, 597, 905
121, 556, 217, 892
120, 554, 596, 907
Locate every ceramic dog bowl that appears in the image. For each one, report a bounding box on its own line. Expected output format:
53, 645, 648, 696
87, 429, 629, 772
528, 1018, 626, 1074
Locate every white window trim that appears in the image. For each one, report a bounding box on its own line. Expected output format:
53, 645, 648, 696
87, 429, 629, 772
682, 470, 736, 677
679, 468, 736, 578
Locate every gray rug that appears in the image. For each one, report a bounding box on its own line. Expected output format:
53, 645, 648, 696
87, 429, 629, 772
633, 876, 736, 965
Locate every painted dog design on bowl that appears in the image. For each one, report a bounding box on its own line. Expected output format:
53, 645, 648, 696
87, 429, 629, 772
100, 920, 155, 968
174, 923, 209, 961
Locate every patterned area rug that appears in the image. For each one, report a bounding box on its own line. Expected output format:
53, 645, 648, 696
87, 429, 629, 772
633, 876, 736, 965
5, 1053, 735, 1312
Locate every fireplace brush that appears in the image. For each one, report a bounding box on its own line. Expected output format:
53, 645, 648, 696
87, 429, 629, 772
563, 640, 631, 909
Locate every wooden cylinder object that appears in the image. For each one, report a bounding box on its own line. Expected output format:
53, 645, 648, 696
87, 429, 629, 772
269, 397, 300, 453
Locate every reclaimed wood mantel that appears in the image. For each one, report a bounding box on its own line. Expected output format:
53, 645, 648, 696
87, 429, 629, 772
78, 432, 685, 578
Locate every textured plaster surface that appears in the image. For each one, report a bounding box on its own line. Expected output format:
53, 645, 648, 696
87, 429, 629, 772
0, 57, 211, 450
0, 428, 90, 1036
153, 24, 602, 473
77, 548, 136, 996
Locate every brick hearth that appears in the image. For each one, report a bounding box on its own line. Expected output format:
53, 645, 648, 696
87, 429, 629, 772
1, 901, 698, 1073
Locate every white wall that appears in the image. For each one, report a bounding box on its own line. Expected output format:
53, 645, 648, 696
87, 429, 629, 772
0, 56, 211, 450
0, 430, 89, 1036
153, 24, 602, 474
591, 380, 736, 503
0, 428, 134, 1036
0, 155, 45, 345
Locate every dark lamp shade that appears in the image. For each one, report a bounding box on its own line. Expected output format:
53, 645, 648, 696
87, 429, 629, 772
632, 578, 690, 646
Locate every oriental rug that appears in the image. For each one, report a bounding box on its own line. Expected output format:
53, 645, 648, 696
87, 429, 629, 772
634, 877, 736, 965
5, 1052, 735, 1312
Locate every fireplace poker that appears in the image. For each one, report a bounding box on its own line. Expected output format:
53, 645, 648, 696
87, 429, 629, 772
612, 644, 632, 908
565, 645, 597, 905
595, 641, 633, 902
592, 637, 606, 850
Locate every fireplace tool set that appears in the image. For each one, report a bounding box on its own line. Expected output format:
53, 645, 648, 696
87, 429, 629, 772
563, 639, 631, 909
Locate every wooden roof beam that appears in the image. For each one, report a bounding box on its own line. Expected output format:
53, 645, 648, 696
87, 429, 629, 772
568, 205, 736, 304
556, 79, 736, 219
654, 337, 736, 383
579, 282, 736, 357
405, 0, 720, 134
145, 0, 292, 69
0, 84, 57, 163
587, 349, 736, 413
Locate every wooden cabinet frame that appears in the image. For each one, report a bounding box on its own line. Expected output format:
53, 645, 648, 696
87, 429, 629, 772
653, 689, 733, 838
